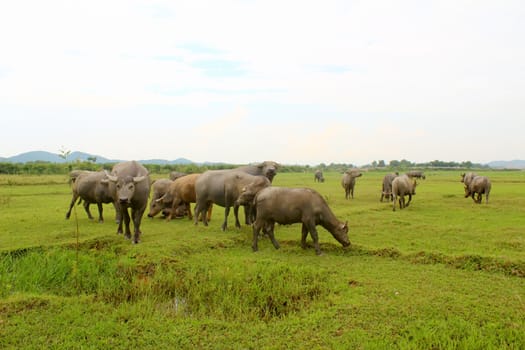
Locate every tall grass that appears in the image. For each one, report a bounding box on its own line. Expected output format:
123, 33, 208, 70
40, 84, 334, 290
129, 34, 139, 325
1, 171, 524, 348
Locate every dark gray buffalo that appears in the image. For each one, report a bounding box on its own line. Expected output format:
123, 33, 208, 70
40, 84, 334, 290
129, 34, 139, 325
193, 161, 279, 230
194, 170, 271, 231
406, 170, 426, 179
66, 170, 115, 222
105, 161, 151, 244
392, 174, 417, 211
380, 172, 398, 202
341, 169, 362, 199
147, 178, 173, 218
464, 175, 491, 204
235, 161, 279, 182
314, 170, 325, 182
248, 187, 350, 255
461, 172, 477, 187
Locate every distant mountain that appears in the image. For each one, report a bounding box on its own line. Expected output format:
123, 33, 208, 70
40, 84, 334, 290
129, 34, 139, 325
138, 158, 193, 165
0, 151, 195, 165
3, 151, 117, 164
487, 160, 525, 169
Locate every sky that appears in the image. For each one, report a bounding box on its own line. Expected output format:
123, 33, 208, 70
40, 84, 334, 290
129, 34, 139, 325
0, 0, 524, 166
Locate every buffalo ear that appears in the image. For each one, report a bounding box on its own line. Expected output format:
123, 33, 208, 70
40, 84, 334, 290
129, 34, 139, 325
341, 221, 348, 232
100, 179, 109, 184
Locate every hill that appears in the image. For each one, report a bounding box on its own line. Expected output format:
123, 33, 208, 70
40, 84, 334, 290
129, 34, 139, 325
487, 160, 525, 169
0, 150, 194, 165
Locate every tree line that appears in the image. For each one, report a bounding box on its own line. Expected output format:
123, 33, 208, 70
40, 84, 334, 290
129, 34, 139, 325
0, 159, 488, 175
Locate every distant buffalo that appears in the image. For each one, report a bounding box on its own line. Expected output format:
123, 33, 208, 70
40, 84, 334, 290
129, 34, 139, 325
314, 170, 325, 183
66, 170, 115, 222
249, 187, 350, 255
464, 175, 491, 204
105, 161, 151, 244
392, 174, 417, 211
341, 169, 362, 199
380, 172, 398, 202
406, 170, 426, 179
461, 172, 477, 187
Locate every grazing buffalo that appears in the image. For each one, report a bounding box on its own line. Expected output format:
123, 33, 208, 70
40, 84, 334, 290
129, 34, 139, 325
194, 170, 271, 231
105, 161, 151, 244
147, 179, 173, 218
392, 174, 417, 211
406, 170, 426, 179
464, 175, 491, 204
66, 170, 115, 222
156, 173, 213, 221
341, 169, 362, 199
380, 172, 399, 202
314, 170, 325, 183
249, 187, 350, 255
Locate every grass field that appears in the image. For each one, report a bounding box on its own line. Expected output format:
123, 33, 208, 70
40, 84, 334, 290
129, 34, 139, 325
1, 170, 524, 349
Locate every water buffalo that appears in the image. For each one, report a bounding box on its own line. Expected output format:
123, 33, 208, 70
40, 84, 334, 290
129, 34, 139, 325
249, 187, 350, 255
66, 170, 115, 222
406, 170, 426, 179
169, 171, 187, 181
194, 170, 271, 231
380, 172, 399, 202
235, 161, 280, 183
105, 161, 151, 244
314, 170, 325, 182
341, 169, 362, 199
461, 172, 477, 187
464, 175, 491, 204
392, 174, 417, 211
147, 179, 173, 218
155, 173, 213, 221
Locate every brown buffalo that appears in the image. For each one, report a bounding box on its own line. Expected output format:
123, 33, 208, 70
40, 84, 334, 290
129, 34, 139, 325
156, 173, 213, 221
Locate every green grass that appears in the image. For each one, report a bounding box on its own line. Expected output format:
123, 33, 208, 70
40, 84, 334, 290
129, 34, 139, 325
1, 171, 525, 348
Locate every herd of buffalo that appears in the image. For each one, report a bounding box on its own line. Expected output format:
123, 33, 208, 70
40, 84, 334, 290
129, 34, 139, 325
65, 161, 491, 255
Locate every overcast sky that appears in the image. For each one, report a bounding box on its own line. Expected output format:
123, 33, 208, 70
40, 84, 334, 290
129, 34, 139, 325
1, 1, 523, 165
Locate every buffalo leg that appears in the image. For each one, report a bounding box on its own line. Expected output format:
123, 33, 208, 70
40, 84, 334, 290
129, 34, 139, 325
405, 194, 412, 207
301, 223, 309, 249
112, 202, 121, 224
97, 203, 104, 223
131, 207, 144, 244
266, 222, 280, 250
233, 203, 241, 229
252, 220, 263, 252
65, 193, 79, 219
83, 201, 94, 220
222, 206, 230, 231
120, 208, 131, 239
307, 223, 322, 255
